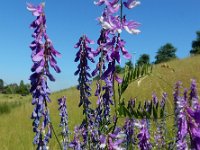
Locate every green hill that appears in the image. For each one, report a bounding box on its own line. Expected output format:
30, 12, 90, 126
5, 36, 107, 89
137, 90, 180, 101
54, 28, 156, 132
0, 55, 199, 149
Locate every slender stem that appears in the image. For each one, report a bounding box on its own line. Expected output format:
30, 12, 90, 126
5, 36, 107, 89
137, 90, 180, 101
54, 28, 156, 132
50, 122, 63, 150
120, 0, 123, 23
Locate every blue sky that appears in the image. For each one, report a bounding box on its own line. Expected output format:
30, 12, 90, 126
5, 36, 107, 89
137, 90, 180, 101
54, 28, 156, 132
0, 0, 200, 91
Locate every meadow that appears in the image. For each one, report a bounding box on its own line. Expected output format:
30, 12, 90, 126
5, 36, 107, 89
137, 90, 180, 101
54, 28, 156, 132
0, 55, 199, 149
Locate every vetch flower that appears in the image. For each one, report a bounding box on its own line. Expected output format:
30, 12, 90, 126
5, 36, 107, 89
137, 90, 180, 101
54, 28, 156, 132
58, 96, 69, 150
123, 118, 135, 148
190, 79, 199, 109
137, 120, 152, 150
94, 0, 120, 14
108, 128, 125, 150
74, 35, 95, 108
69, 127, 82, 150
28, 2, 61, 148
122, 16, 141, 35
123, 0, 140, 9
188, 118, 200, 150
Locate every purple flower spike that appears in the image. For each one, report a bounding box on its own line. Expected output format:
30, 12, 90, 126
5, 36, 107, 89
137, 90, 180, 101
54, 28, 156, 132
160, 92, 167, 108
58, 96, 69, 150
99, 135, 107, 149
190, 79, 199, 109
74, 35, 95, 108
124, 118, 135, 148
69, 127, 82, 150
188, 119, 200, 150
176, 111, 188, 150
28, 2, 61, 148
108, 128, 125, 150
123, 0, 141, 9
137, 120, 152, 150
152, 92, 158, 105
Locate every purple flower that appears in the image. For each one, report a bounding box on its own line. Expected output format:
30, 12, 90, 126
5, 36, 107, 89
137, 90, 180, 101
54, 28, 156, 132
98, 12, 122, 34
27, 2, 44, 16
152, 92, 158, 105
28, 3, 61, 148
74, 35, 95, 108
122, 15, 141, 34
187, 107, 200, 125
137, 120, 152, 150
108, 128, 125, 150
190, 79, 199, 109
94, 0, 120, 14
176, 112, 188, 150
173, 81, 182, 126
160, 92, 167, 108
102, 76, 114, 120
123, 0, 141, 9
69, 127, 82, 150
188, 119, 200, 150
123, 118, 134, 148
99, 134, 107, 149
154, 125, 165, 149
58, 96, 69, 150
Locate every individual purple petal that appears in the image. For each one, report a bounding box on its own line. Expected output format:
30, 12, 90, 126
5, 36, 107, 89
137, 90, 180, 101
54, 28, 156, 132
99, 135, 107, 149
115, 74, 122, 84
111, 50, 120, 63
123, 0, 141, 9
94, 0, 106, 6
187, 107, 200, 124
101, 62, 115, 80
32, 50, 44, 62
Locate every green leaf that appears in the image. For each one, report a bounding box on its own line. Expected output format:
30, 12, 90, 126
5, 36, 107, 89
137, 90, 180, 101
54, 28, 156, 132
153, 105, 158, 120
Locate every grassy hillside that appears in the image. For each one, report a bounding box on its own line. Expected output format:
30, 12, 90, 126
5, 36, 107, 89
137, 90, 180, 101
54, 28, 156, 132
0, 55, 199, 149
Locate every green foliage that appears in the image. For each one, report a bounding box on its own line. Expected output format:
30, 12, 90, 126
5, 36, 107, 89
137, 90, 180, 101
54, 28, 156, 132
1, 80, 30, 95
0, 101, 22, 115
125, 60, 133, 70
190, 31, 200, 55
115, 65, 123, 73
118, 63, 153, 102
17, 80, 29, 95
155, 43, 177, 64
137, 54, 150, 66
0, 79, 4, 91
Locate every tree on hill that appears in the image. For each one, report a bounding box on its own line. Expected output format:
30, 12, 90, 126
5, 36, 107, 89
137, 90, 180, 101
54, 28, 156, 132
155, 43, 177, 64
125, 60, 133, 69
190, 31, 200, 55
137, 54, 150, 66
115, 65, 123, 73
0, 79, 4, 92
17, 80, 29, 95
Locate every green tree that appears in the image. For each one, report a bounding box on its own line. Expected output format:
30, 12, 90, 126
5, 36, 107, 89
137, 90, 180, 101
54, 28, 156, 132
17, 80, 29, 95
4, 84, 18, 94
115, 65, 123, 73
0, 79, 4, 92
155, 43, 177, 64
190, 31, 200, 55
125, 60, 133, 69
137, 54, 150, 66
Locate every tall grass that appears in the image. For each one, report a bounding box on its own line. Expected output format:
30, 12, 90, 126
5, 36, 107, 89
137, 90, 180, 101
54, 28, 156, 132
0, 101, 22, 114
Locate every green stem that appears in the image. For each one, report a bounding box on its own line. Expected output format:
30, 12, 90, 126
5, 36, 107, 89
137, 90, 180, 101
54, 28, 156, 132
50, 122, 63, 150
